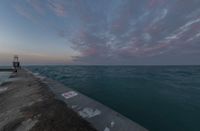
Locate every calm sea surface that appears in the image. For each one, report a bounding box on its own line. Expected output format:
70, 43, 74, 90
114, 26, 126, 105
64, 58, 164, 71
28, 66, 200, 131
0, 72, 11, 85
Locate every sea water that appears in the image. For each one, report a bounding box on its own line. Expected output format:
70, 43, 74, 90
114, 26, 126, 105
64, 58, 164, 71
28, 66, 200, 131
0, 72, 11, 85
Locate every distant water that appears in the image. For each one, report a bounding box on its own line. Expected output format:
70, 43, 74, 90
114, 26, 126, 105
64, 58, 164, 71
0, 72, 11, 85
28, 66, 200, 131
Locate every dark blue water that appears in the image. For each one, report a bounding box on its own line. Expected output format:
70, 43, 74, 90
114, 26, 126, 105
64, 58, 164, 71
28, 66, 200, 131
0, 72, 11, 85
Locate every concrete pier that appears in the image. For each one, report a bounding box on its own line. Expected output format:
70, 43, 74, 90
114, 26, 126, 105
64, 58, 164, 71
30, 69, 148, 131
0, 69, 148, 131
0, 69, 97, 131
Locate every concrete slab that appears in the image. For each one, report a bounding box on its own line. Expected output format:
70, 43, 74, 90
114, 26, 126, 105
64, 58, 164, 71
36, 76, 148, 131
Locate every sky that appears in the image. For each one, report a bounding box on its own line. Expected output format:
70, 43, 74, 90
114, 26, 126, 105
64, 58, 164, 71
0, 0, 200, 65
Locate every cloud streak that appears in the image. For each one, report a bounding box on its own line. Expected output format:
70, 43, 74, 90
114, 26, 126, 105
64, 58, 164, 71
12, 0, 200, 64
27, 0, 45, 15
14, 3, 36, 22
47, 0, 67, 17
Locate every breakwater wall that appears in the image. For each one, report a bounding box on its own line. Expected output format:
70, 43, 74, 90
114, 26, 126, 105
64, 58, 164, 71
27, 69, 148, 131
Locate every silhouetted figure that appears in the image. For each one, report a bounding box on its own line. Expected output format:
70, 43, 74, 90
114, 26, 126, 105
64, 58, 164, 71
13, 55, 21, 72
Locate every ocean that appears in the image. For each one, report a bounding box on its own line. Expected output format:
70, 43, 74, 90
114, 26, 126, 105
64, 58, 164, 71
28, 66, 200, 131
0, 72, 11, 85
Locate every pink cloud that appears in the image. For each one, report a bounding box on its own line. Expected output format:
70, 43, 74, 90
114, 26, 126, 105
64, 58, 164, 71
27, 0, 45, 15
48, 0, 67, 17
82, 48, 97, 56
14, 4, 35, 22
148, 0, 164, 8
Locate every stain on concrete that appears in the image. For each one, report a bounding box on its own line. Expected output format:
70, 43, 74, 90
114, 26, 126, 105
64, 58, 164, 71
104, 127, 110, 131
78, 108, 101, 118
62, 91, 78, 99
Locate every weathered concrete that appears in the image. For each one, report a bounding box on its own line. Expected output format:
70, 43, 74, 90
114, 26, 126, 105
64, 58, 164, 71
28, 69, 148, 131
0, 69, 97, 131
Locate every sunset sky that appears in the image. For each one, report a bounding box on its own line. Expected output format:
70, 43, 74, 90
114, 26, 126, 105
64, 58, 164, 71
0, 0, 200, 65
